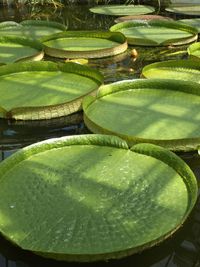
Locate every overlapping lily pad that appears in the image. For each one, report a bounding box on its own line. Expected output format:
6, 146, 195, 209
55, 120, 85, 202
89, 5, 155, 16
0, 36, 44, 64
115, 15, 173, 23
83, 79, 200, 151
142, 59, 200, 83
188, 42, 200, 59
42, 31, 128, 59
165, 5, 200, 16
110, 20, 198, 46
0, 20, 67, 40
0, 61, 103, 120
179, 18, 200, 33
0, 134, 197, 261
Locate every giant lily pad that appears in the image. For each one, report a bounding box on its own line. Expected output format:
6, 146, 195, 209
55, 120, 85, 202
142, 59, 200, 83
110, 20, 198, 46
42, 31, 128, 59
165, 5, 200, 16
89, 5, 155, 16
83, 79, 200, 151
179, 18, 200, 32
0, 20, 67, 40
0, 61, 103, 120
0, 134, 197, 261
0, 36, 44, 64
188, 42, 200, 59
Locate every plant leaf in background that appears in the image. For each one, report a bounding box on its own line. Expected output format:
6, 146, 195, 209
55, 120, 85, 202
89, 5, 155, 16
142, 59, 200, 83
0, 61, 103, 120
0, 134, 197, 261
0, 36, 44, 64
110, 20, 198, 46
42, 31, 128, 59
83, 79, 200, 151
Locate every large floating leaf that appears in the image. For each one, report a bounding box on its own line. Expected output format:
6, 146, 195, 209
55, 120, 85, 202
0, 61, 103, 120
0, 134, 197, 261
0, 20, 67, 40
142, 59, 200, 83
89, 5, 155, 16
0, 36, 44, 64
110, 20, 198, 46
179, 18, 200, 33
188, 42, 200, 59
42, 31, 128, 59
165, 5, 200, 16
83, 79, 200, 151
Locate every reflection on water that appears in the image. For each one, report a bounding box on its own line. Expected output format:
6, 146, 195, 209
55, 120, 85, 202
0, 2, 200, 267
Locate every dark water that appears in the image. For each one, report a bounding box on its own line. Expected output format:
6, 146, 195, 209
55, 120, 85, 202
0, 2, 200, 267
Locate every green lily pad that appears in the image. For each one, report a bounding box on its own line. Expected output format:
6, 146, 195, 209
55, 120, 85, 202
42, 31, 128, 59
83, 79, 200, 151
0, 20, 67, 40
110, 20, 198, 46
142, 59, 200, 83
165, 5, 200, 16
0, 36, 44, 64
188, 42, 200, 59
179, 18, 200, 33
0, 134, 197, 261
0, 61, 103, 120
89, 5, 155, 16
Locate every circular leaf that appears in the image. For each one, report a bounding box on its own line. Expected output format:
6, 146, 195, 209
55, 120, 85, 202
142, 59, 200, 83
0, 36, 44, 64
83, 79, 200, 151
42, 31, 128, 59
0, 134, 197, 261
0, 61, 103, 120
89, 5, 155, 16
110, 20, 198, 46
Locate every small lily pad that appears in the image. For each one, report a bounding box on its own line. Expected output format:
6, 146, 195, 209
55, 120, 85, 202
83, 79, 200, 151
42, 31, 128, 59
142, 59, 200, 83
0, 36, 44, 64
0, 20, 67, 40
0, 61, 103, 120
0, 134, 197, 261
90, 5, 155, 16
110, 20, 198, 46
165, 5, 200, 16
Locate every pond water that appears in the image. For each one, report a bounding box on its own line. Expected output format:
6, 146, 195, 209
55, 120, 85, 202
0, 2, 200, 267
